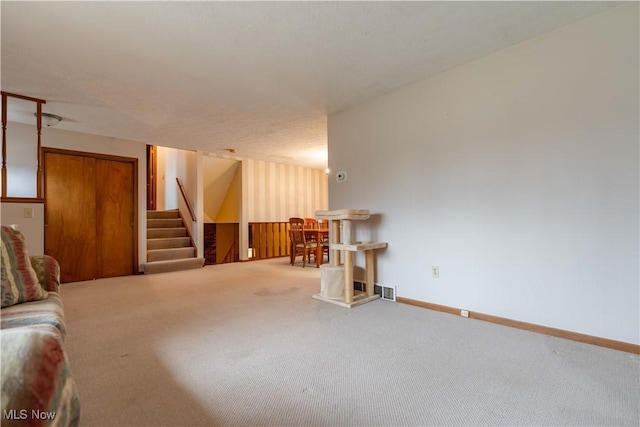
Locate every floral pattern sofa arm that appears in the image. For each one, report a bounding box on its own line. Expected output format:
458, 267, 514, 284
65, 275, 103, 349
30, 255, 61, 293
1, 325, 80, 427
1, 225, 80, 426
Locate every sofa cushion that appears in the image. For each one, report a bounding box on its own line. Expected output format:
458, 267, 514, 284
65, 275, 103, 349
1, 325, 80, 427
1, 225, 48, 308
0, 292, 66, 338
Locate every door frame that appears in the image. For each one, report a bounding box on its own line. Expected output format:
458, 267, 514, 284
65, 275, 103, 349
42, 147, 139, 277
146, 145, 156, 211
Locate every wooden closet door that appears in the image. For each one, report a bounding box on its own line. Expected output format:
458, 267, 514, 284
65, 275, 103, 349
45, 149, 137, 283
96, 159, 135, 278
44, 152, 98, 283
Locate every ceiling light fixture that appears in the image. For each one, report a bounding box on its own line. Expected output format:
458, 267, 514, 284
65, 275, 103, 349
34, 112, 62, 127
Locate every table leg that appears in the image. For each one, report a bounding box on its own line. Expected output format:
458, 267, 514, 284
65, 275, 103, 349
289, 234, 294, 265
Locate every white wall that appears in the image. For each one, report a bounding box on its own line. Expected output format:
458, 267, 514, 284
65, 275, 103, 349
0, 203, 45, 254
328, 5, 639, 344
156, 146, 201, 255
1, 122, 148, 270
4, 123, 38, 197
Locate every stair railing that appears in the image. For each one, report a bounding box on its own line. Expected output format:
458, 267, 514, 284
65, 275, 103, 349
176, 177, 196, 222
248, 222, 291, 259
222, 237, 238, 263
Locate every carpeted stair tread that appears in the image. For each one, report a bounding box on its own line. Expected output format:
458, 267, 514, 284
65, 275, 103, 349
146, 210, 200, 274
143, 257, 205, 274
147, 237, 191, 250
147, 228, 188, 238
147, 218, 184, 228
147, 247, 195, 262
147, 210, 180, 219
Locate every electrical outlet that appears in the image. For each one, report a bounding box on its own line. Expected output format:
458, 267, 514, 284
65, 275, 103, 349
23, 208, 34, 219
431, 266, 439, 278
461, 309, 469, 318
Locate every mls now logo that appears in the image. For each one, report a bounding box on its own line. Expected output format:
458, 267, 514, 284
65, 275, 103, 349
4, 409, 56, 421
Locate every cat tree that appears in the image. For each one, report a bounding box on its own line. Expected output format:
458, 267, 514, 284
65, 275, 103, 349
312, 209, 387, 308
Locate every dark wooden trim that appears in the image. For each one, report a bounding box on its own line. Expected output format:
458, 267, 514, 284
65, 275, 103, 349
131, 158, 139, 274
396, 296, 640, 354
1, 91, 47, 104
42, 146, 136, 163
146, 145, 157, 211
1, 197, 45, 204
36, 103, 43, 198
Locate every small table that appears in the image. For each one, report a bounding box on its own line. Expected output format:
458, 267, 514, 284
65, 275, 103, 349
304, 229, 329, 267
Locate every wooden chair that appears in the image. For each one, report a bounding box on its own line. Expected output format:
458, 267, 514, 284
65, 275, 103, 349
303, 218, 319, 247
304, 218, 318, 229
289, 217, 317, 268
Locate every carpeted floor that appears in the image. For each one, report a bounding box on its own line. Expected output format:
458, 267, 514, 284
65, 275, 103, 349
61, 258, 639, 426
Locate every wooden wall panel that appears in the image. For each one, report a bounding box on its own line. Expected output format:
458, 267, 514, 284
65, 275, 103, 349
258, 223, 267, 258
273, 224, 281, 257
266, 223, 274, 258
248, 222, 291, 260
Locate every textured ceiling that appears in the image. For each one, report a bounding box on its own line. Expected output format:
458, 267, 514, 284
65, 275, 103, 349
1, 1, 620, 169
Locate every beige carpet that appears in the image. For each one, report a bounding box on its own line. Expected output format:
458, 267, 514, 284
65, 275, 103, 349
61, 258, 639, 426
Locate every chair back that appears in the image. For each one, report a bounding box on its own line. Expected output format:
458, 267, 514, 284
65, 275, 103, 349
289, 217, 306, 244
318, 219, 329, 230
304, 218, 317, 229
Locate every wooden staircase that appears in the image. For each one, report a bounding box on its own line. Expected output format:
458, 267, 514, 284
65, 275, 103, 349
143, 210, 205, 274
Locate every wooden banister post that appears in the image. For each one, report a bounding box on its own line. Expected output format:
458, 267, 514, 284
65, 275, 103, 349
2, 93, 7, 198
1, 92, 47, 199
36, 102, 43, 198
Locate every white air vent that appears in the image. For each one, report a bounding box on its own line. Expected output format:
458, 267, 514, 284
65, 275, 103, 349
354, 281, 396, 301
374, 284, 396, 301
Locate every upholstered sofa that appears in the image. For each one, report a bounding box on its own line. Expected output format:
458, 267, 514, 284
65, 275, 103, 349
1, 225, 80, 427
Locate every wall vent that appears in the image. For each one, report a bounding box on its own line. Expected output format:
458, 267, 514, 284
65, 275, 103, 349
374, 284, 396, 301
354, 281, 396, 301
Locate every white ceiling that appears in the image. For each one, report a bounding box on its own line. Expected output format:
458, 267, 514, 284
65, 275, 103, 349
1, 1, 621, 169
